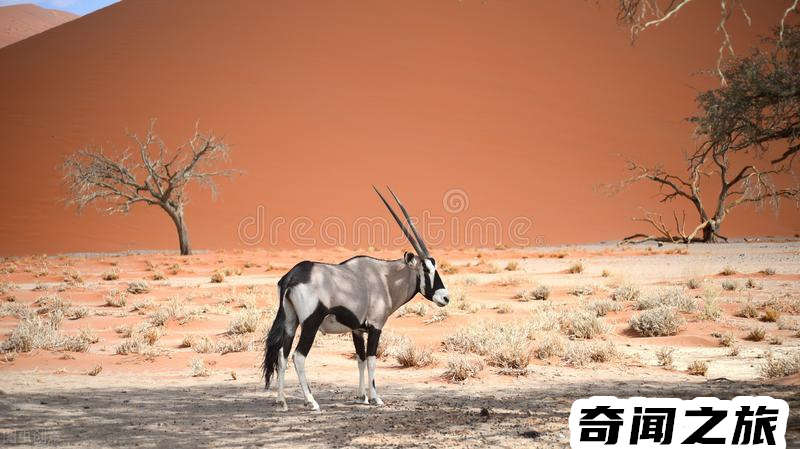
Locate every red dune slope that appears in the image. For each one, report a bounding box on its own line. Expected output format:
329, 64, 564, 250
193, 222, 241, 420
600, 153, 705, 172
0, 4, 76, 49
0, 1, 797, 255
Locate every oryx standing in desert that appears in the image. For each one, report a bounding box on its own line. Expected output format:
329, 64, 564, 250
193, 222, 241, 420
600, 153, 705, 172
262, 187, 449, 411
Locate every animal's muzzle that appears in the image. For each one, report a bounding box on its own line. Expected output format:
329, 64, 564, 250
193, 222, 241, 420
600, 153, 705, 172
432, 289, 449, 307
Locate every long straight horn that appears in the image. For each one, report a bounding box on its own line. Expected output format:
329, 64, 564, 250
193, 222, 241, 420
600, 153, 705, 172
373, 185, 424, 257
386, 186, 429, 257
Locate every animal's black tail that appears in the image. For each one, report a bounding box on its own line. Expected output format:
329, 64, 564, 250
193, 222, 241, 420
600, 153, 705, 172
262, 280, 287, 389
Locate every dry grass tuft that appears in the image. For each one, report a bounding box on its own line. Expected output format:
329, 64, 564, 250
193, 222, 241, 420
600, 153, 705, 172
217, 335, 253, 354
736, 302, 759, 318
563, 341, 618, 367
424, 308, 449, 324
101, 269, 119, 281
560, 310, 609, 339
761, 352, 800, 378
0, 313, 97, 353
717, 332, 736, 347
629, 306, 685, 337
517, 285, 550, 301
656, 346, 675, 368
610, 283, 640, 302
686, 360, 709, 376
104, 290, 127, 307
397, 302, 427, 317
699, 298, 723, 321
720, 266, 737, 276
190, 357, 211, 377
761, 308, 780, 322
721, 280, 738, 291
227, 308, 262, 334
533, 332, 567, 359
636, 288, 695, 312
746, 327, 766, 341
87, 364, 103, 376
568, 284, 596, 297
438, 261, 458, 274
567, 262, 584, 274
495, 304, 511, 314
210, 271, 225, 283
442, 355, 484, 382
126, 281, 150, 294
587, 300, 622, 317
395, 342, 434, 367
686, 277, 703, 289
504, 261, 519, 271
759, 268, 776, 276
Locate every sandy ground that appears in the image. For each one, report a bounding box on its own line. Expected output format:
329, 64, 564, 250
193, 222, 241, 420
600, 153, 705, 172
1, 241, 799, 447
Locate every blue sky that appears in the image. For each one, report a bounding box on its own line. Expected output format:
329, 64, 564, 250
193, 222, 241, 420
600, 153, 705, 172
0, 0, 118, 15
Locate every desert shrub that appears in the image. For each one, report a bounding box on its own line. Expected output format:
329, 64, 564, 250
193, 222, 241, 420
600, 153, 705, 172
699, 298, 723, 321
728, 345, 741, 356
442, 356, 484, 382
190, 357, 210, 377
395, 342, 434, 367
228, 308, 261, 334
560, 310, 609, 339
564, 341, 618, 367
761, 352, 800, 378
568, 285, 596, 297
151, 271, 165, 281
611, 283, 640, 302
776, 316, 800, 331
131, 299, 154, 313
115, 338, 145, 355
504, 261, 519, 271
66, 305, 90, 319
769, 336, 783, 345
745, 278, 760, 289
217, 335, 252, 354
722, 280, 738, 291
87, 364, 103, 376
524, 285, 550, 301
759, 268, 776, 276
167, 264, 181, 275
720, 266, 737, 276
686, 360, 709, 376
496, 304, 511, 314
761, 308, 780, 322
450, 288, 479, 314
476, 261, 499, 274
104, 290, 127, 307
717, 333, 736, 347
601, 269, 611, 277
443, 321, 527, 356
127, 281, 149, 294
397, 302, 427, 317
495, 276, 519, 287
587, 300, 622, 317
63, 269, 84, 285
438, 261, 458, 274
685, 277, 703, 289
636, 288, 695, 312
191, 336, 216, 354
101, 269, 120, 281
736, 302, 759, 318
139, 325, 164, 345
656, 347, 675, 368
0, 313, 63, 353
376, 333, 408, 360
533, 332, 567, 359
210, 271, 225, 283
34, 294, 71, 315
746, 327, 766, 341
424, 308, 449, 324
485, 328, 530, 371
0, 303, 33, 319
567, 262, 584, 274
114, 324, 132, 338
629, 307, 685, 337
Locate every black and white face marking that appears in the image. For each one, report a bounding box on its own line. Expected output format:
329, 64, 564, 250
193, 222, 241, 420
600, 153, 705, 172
420, 257, 449, 307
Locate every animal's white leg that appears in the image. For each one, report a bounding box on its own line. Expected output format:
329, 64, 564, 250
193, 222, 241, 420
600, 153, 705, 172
357, 358, 369, 404
293, 353, 320, 411
276, 347, 288, 411
367, 356, 383, 406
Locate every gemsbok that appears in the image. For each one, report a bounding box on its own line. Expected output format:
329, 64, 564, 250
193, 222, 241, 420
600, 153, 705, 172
262, 187, 449, 411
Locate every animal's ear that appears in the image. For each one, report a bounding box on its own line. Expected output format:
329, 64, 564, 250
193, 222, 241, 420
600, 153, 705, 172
403, 251, 416, 265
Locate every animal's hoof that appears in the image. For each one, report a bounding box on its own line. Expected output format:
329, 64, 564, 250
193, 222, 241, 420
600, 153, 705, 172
370, 397, 384, 406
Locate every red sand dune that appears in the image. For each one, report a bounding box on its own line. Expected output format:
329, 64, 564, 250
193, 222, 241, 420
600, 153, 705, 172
0, 3, 76, 49
0, 1, 797, 255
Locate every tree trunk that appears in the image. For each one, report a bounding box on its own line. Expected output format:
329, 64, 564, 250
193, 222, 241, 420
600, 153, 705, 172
701, 220, 719, 243
163, 205, 191, 255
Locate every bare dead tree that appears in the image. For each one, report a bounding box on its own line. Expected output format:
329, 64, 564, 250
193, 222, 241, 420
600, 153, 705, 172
62, 120, 238, 255
607, 26, 800, 243
617, 0, 799, 84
